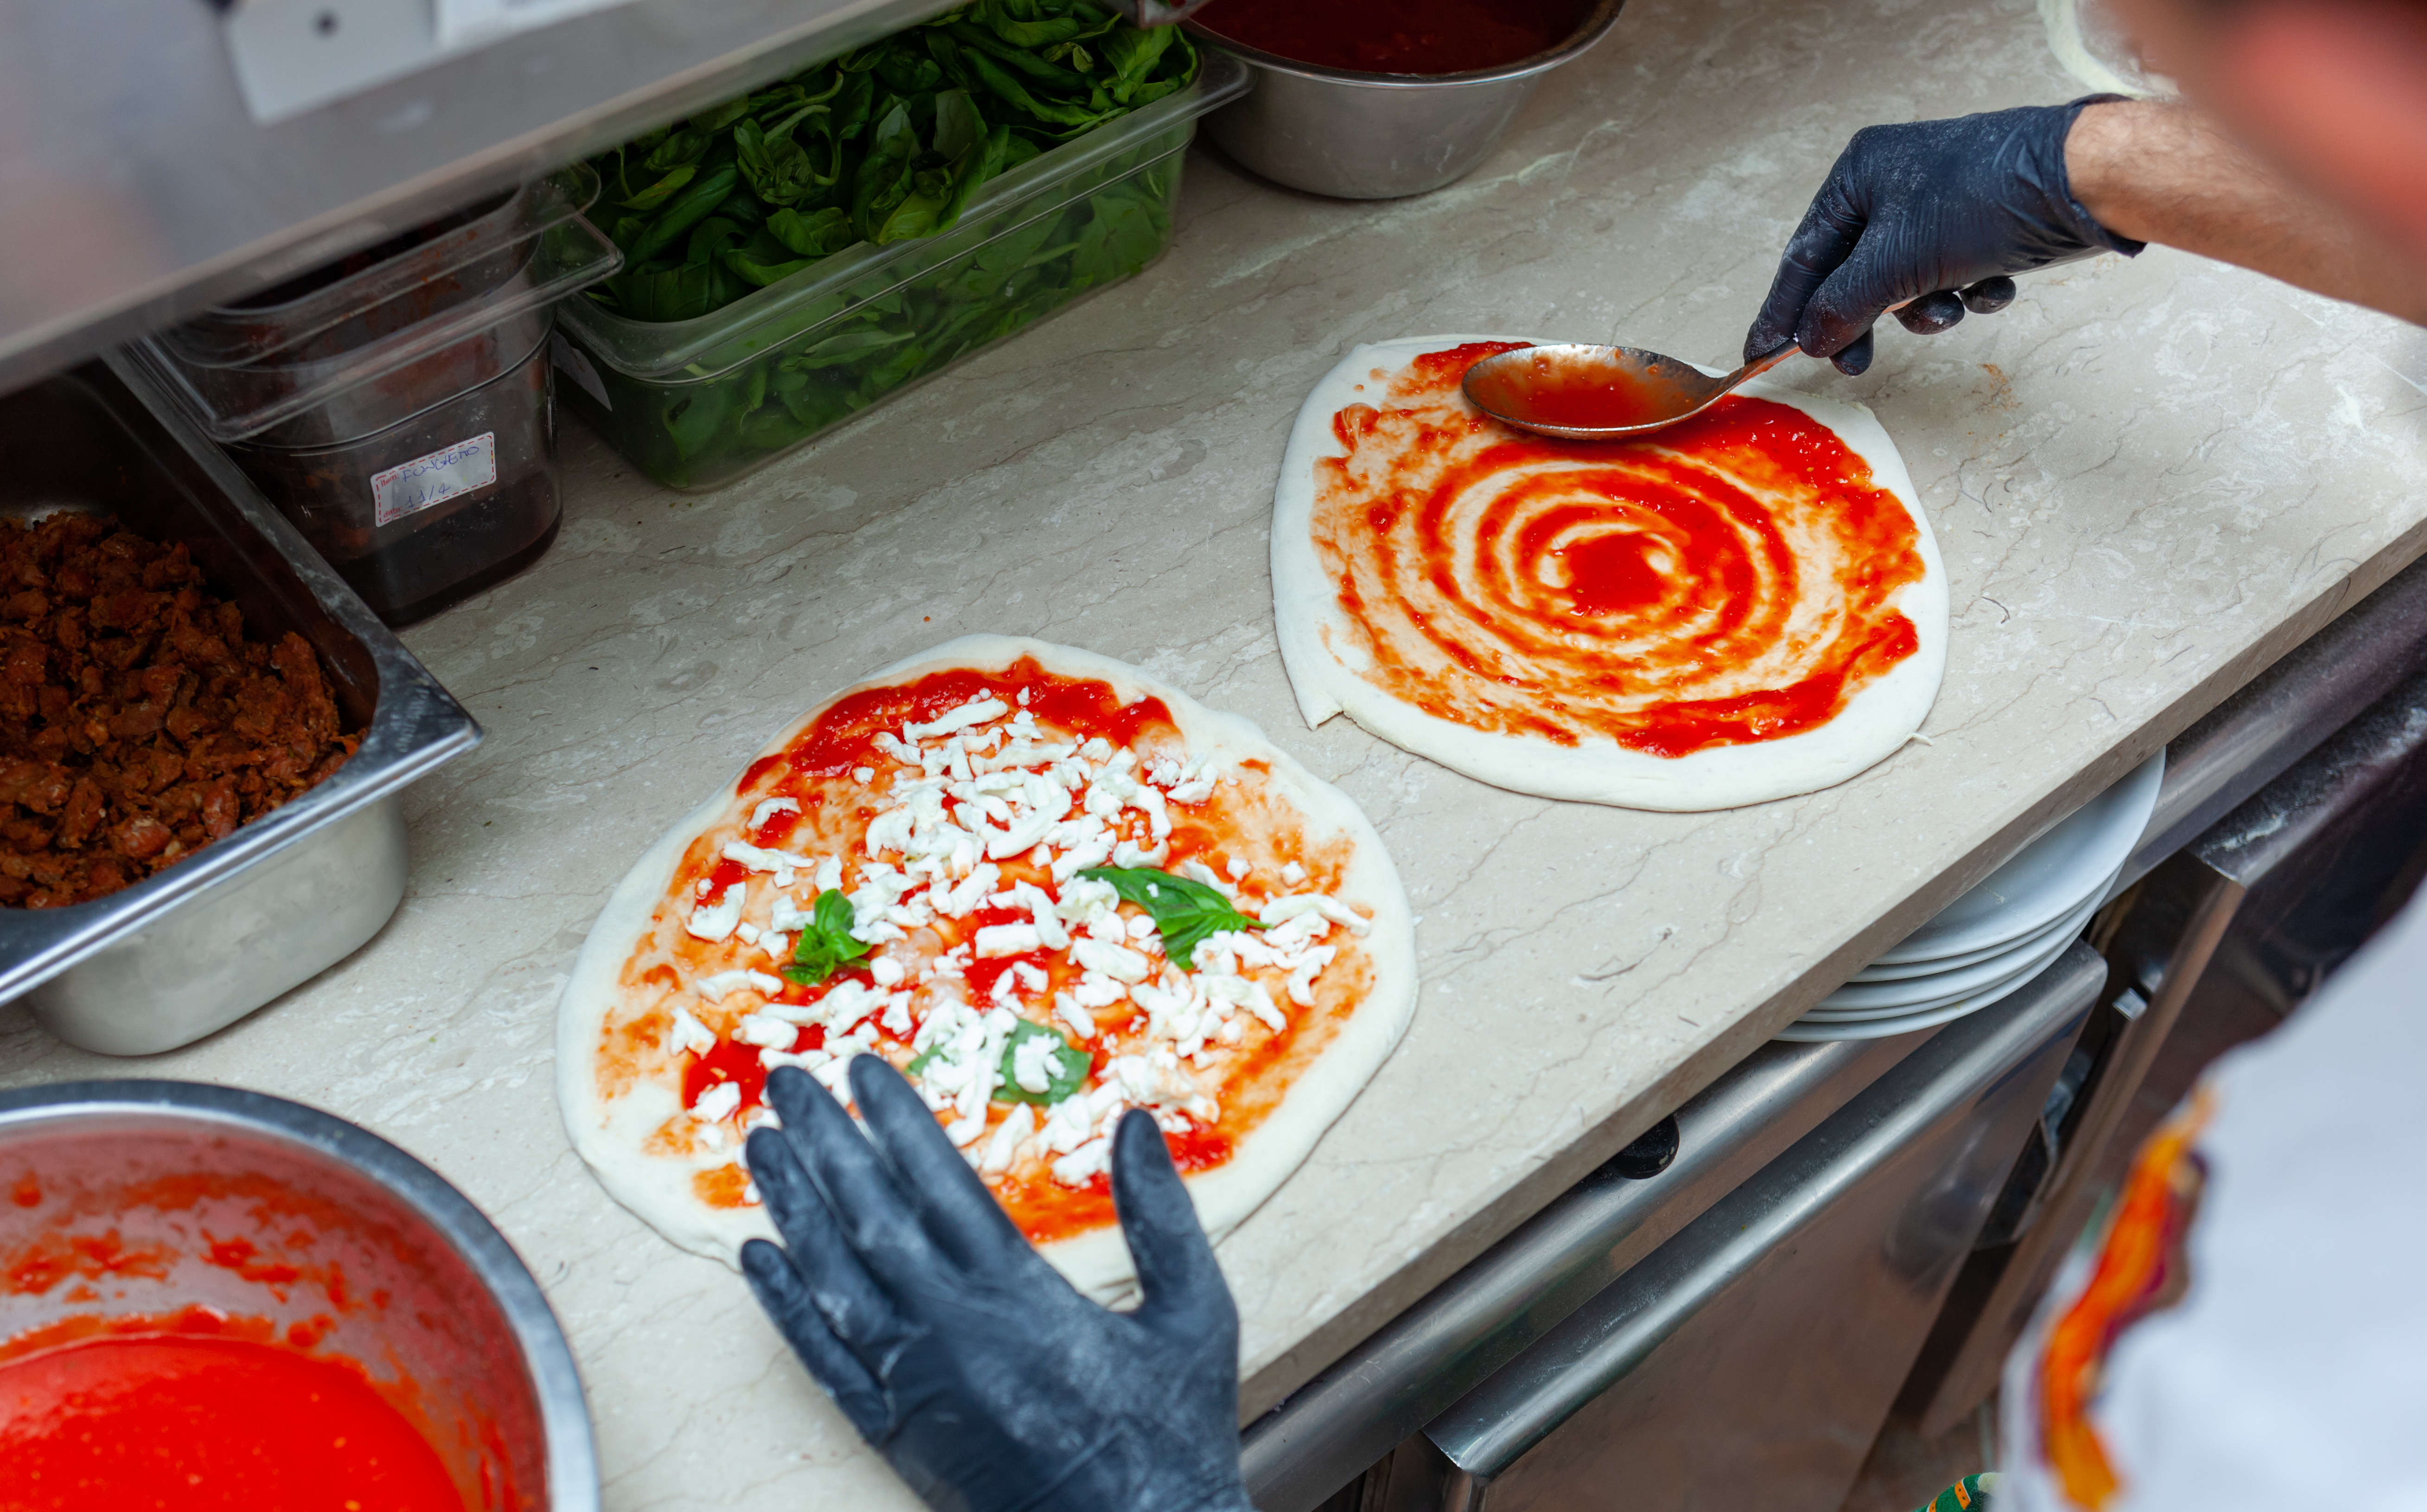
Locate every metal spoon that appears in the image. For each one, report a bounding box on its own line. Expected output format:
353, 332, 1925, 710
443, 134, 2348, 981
1461, 339, 1801, 441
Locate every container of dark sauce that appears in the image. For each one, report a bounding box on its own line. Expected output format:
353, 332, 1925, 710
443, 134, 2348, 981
118, 169, 620, 624
1184, 0, 1624, 199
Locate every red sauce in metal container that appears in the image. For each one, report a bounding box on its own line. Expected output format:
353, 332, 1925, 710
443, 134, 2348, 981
1191, 0, 1586, 74
1312, 343, 1925, 758
0, 1329, 464, 1511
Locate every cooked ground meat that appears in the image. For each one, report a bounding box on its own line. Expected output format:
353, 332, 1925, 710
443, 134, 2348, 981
0, 513, 359, 907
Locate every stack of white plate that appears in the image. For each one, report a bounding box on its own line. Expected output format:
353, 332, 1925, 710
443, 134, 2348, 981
1778, 752, 2165, 1043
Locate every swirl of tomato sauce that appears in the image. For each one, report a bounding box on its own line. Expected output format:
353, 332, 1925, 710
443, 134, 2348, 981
1312, 343, 1926, 759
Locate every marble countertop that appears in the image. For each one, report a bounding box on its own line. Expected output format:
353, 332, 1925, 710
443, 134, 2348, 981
7, 0, 2427, 1505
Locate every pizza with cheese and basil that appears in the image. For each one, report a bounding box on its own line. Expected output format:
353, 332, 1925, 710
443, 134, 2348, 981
1272, 336, 1948, 811
557, 636, 1416, 1295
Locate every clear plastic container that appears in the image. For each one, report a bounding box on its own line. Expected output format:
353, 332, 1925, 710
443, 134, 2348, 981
551, 52, 1249, 492
120, 168, 621, 624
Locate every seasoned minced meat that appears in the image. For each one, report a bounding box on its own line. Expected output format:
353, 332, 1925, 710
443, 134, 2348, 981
0, 513, 360, 907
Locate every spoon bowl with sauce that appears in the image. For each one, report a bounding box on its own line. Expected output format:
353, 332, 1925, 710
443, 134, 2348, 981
1461, 339, 1801, 440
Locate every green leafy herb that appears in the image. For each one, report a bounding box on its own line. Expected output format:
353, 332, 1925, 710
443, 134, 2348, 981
583, 0, 1196, 323
993, 1018, 1090, 1105
570, 1, 1198, 486
1079, 866, 1263, 969
782, 889, 873, 986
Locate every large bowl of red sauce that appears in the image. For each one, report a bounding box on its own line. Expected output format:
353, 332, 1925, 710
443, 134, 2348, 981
0, 1081, 596, 1512
1183, 0, 1625, 198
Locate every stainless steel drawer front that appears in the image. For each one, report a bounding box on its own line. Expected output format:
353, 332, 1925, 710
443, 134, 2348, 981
1242, 1021, 1942, 1511
1414, 943, 2102, 1512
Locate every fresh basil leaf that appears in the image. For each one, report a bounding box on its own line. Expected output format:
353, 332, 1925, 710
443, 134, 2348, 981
1097, 25, 1175, 104
765, 206, 856, 258
1069, 188, 1164, 287
616, 162, 697, 212
964, 0, 1119, 51
724, 250, 817, 288
861, 94, 1011, 244
685, 215, 744, 264
1079, 866, 1264, 969
735, 112, 824, 207
787, 326, 916, 369
695, 96, 756, 133
993, 1018, 1090, 1105
622, 163, 740, 266
783, 888, 873, 986
608, 256, 750, 323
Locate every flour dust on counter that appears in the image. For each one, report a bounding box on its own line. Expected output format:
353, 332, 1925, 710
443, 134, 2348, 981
557, 636, 1417, 1297
1272, 336, 1949, 810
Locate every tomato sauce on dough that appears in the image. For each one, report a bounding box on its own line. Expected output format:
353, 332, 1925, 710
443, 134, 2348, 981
0, 1330, 463, 1511
1191, 0, 1584, 74
1311, 343, 1925, 758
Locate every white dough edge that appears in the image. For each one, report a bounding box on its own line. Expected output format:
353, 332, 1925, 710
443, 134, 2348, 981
1269, 334, 1950, 812
555, 634, 1420, 1301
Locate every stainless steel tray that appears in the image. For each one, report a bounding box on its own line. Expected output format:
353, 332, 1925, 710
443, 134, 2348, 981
0, 360, 480, 1054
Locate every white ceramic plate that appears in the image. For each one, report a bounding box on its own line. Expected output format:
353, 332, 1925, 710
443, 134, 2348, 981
1774, 944, 2071, 1041
1799, 918, 2081, 1022
1849, 874, 2102, 982
1872, 750, 2163, 966
1819, 885, 2107, 1011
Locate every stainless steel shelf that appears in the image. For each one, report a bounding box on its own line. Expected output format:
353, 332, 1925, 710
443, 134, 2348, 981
0, 0, 950, 391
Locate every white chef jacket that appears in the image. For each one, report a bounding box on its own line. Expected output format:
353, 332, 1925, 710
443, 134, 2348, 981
1996, 886, 2427, 1511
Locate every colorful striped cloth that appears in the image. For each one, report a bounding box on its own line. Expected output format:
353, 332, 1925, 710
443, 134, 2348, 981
1914, 1472, 1998, 1511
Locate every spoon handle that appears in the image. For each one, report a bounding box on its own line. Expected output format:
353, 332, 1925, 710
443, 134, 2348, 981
1725, 339, 1802, 389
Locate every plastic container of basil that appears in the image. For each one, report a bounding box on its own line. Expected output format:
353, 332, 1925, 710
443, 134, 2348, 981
552, 50, 1248, 491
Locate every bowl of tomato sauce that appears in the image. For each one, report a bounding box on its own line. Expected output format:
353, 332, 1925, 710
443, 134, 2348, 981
0, 1080, 596, 1512
1183, 0, 1626, 198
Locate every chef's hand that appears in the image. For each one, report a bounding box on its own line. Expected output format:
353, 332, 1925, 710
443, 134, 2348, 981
1745, 98, 2144, 376
742, 1059, 1255, 1512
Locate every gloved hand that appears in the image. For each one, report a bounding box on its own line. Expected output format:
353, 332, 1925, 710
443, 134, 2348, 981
1745, 98, 2144, 376
741, 1058, 1256, 1512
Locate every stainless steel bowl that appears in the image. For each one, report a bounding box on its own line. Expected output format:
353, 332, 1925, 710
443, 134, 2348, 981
1185, 0, 1627, 199
0, 361, 480, 1054
0, 1080, 599, 1511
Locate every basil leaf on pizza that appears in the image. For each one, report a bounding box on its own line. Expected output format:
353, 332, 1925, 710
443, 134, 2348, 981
555, 637, 1418, 1299
1080, 866, 1263, 968
781, 888, 871, 985
994, 1019, 1090, 1105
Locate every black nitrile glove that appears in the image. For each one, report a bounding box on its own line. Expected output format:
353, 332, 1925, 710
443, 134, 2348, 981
1746, 97, 2145, 376
741, 1058, 1255, 1512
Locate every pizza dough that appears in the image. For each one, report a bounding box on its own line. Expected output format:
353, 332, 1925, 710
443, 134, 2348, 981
557, 636, 1417, 1299
1272, 335, 1949, 810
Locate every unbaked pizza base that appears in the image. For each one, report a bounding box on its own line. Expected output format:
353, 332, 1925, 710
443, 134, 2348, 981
1271, 335, 1950, 812
556, 635, 1419, 1300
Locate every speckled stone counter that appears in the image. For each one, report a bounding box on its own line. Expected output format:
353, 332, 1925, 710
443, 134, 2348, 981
6, 0, 2424, 1505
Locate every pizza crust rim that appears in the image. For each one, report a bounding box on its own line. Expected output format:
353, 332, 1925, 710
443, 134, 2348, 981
555, 634, 1421, 1300
1270, 334, 1950, 812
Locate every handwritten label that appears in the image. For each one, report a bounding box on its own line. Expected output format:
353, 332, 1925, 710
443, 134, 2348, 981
372, 433, 496, 526
551, 332, 612, 412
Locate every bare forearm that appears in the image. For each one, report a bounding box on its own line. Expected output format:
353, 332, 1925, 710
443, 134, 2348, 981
2066, 98, 2427, 323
